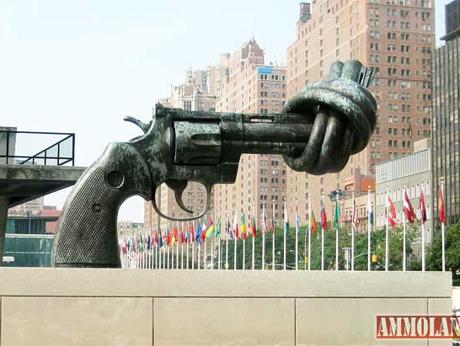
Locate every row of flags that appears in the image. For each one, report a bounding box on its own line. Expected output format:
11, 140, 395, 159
385, 186, 446, 227
120, 213, 260, 255
120, 184, 448, 271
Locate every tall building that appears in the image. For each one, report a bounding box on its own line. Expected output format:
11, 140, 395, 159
286, 0, 435, 226
170, 68, 217, 112
432, 0, 460, 224
213, 39, 288, 226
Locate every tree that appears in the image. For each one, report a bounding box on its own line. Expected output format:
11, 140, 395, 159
427, 221, 460, 284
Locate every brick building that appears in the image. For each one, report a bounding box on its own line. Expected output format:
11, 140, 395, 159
212, 39, 288, 226
285, 0, 435, 227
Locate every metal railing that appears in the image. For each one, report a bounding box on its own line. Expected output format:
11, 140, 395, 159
0, 130, 75, 166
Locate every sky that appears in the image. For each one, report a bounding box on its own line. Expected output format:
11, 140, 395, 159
0, 0, 449, 222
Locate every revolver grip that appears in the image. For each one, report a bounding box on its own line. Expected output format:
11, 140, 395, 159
52, 142, 151, 268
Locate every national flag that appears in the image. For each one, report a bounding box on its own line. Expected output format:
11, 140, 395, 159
333, 200, 341, 230
139, 233, 144, 250
420, 190, 427, 224
166, 230, 172, 246
225, 217, 232, 240
206, 218, 215, 238
351, 194, 359, 229
284, 202, 289, 234
233, 213, 239, 239
183, 225, 189, 243
439, 186, 446, 224
215, 219, 222, 239
180, 229, 185, 244
120, 239, 128, 255
295, 206, 301, 233
320, 199, 328, 231
240, 213, 247, 239
172, 225, 178, 245
309, 210, 318, 235
190, 222, 195, 243
385, 192, 397, 228
159, 231, 164, 247
403, 190, 416, 224
195, 223, 202, 243
201, 222, 207, 241
367, 191, 374, 226
262, 204, 268, 233
146, 233, 151, 250
250, 215, 257, 238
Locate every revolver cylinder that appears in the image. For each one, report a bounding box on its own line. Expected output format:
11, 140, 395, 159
173, 114, 312, 165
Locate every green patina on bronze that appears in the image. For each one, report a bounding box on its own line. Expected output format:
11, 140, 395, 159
52, 59, 377, 268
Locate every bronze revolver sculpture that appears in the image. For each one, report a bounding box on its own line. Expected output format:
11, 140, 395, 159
52, 60, 377, 268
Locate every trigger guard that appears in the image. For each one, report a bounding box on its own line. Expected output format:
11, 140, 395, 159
150, 184, 212, 222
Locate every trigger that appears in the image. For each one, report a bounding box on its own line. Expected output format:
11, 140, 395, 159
165, 179, 194, 214
174, 189, 193, 214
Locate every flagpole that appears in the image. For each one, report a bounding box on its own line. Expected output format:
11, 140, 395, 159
155, 242, 158, 269
225, 212, 229, 270
234, 237, 237, 270
197, 239, 201, 269
181, 242, 184, 270
335, 190, 339, 271
283, 199, 287, 271
421, 222, 425, 272
272, 199, 276, 271
321, 196, 325, 271
351, 193, 355, 272
211, 237, 214, 270
421, 188, 426, 272
176, 229, 179, 269
385, 191, 389, 272
186, 237, 189, 270
151, 241, 154, 269
262, 203, 266, 270
218, 237, 221, 270
242, 237, 246, 270
225, 235, 229, 270
442, 222, 445, 272
335, 227, 339, 271
367, 187, 372, 271
403, 207, 407, 272
181, 222, 184, 269
321, 226, 325, 271
204, 237, 207, 270
167, 245, 170, 269
192, 222, 195, 269
304, 225, 307, 270
252, 208, 257, 270
158, 241, 161, 269
308, 198, 311, 271
295, 201, 299, 271
252, 232, 255, 270
441, 181, 446, 272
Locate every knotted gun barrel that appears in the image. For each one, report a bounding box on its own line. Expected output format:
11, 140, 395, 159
52, 59, 376, 268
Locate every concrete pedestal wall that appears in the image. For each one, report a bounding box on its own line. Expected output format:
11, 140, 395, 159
0, 269, 452, 346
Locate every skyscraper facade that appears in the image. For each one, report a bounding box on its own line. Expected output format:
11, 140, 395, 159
432, 0, 460, 224
144, 66, 217, 230
286, 0, 435, 226
212, 39, 287, 226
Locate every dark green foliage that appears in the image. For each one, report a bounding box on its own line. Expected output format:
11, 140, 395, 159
428, 222, 460, 284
